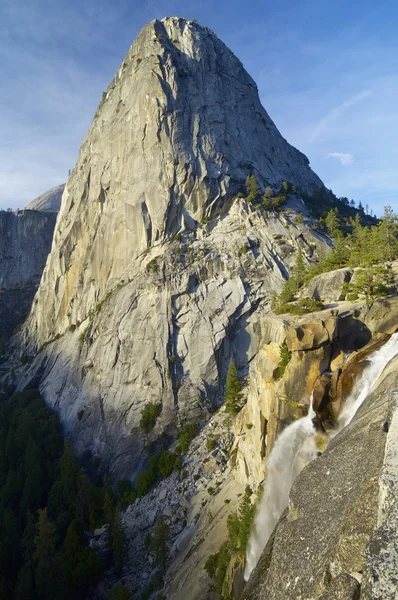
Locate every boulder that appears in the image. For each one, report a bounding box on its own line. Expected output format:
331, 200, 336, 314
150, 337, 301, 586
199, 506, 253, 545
286, 319, 332, 352
307, 267, 353, 302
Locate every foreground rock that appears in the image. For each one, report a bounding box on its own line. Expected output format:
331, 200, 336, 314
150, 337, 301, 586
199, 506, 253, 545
243, 354, 398, 600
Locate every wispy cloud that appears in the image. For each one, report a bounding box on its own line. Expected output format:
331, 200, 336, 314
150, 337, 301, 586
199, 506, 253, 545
328, 152, 354, 166
309, 90, 372, 143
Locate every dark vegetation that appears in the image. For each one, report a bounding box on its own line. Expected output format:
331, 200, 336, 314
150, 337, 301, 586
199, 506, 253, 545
0, 389, 128, 600
204, 486, 256, 598
139, 401, 162, 434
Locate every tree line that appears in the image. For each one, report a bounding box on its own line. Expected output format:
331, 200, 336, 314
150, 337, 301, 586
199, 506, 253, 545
0, 389, 129, 600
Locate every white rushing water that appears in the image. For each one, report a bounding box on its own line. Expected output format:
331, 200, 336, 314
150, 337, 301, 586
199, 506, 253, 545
244, 332, 398, 580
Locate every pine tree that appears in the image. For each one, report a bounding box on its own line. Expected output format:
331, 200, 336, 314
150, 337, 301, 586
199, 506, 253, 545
33, 509, 59, 600
109, 510, 127, 575
325, 208, 341, 238
345, 265, 394, 304
224, 359, 243, 415
245, 176, 258, 203
150, 516, 170, 572
291, 246, 306, 292
263, 186, 272, 200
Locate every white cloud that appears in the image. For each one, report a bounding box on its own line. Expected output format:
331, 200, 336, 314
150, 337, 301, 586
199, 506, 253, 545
309, 90, 372, 143
328, 152, 354, 166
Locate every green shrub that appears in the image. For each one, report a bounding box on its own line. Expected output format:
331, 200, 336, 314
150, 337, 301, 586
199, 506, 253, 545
279, 341, 292, 377
136, 451, 181, 497
297, 298, 324, 312
274, 298, 324, 316
107, 584, 130, 600
146, 258, 158, 273
139, 402, 161, 434
293, 213, 304, 224
79, 326, 89, 345
206, 436, 216, 451
176, 422, 197, 454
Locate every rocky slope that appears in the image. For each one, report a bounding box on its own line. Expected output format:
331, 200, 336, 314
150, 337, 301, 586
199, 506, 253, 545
0, 208, 57, 339
15, 17, 326, 478
82, 295, 398, 600
25, 183, 65, 212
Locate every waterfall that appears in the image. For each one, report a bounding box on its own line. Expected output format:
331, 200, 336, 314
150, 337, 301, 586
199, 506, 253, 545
337, 333, 398, 429
244, 332, 398, 581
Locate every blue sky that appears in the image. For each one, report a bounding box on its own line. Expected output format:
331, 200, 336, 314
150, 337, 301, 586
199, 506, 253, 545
1, 0, 397, 215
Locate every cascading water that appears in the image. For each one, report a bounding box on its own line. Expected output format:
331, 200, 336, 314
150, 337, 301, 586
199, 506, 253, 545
337, 333, 398, 429
244, 332, 398, 581
244, 398, 317, 580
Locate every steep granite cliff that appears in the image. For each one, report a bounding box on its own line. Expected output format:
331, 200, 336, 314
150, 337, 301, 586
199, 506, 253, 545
0, 209, 57, 339
16, 17, 326, 478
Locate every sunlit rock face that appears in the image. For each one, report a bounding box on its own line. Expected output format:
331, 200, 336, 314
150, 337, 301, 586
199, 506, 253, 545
18, 17, 326, 478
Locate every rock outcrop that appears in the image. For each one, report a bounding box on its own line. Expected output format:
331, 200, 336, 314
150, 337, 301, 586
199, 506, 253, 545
25, 183, 65, 212
242, 355, 398, 600
231, 297, 398, 488
15, 17, 327, 478
307, 267, 353, 302
0, 209, 57, 339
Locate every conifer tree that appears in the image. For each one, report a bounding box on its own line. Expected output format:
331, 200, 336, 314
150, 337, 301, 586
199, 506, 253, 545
325, 208, 341, 238
245, 176, 258, 203
33, 509, 59, 600
109, 510, 127, 575
150, 516, 170, 572
224, 359, 243, 415
292, 246, 306, 292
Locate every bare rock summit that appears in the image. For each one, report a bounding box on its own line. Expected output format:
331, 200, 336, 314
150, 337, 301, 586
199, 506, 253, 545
17, 17, 328, 477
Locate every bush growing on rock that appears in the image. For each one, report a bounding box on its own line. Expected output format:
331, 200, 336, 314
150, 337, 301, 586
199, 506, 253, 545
279, 341, 292, 377
139, 402, 161, 434
275, 297, 324, 316
343, 265, 395, 304
135, 451, 181, 497
175, 422, 197, 453
107, 584, 130, 600
204, 486, 256, 595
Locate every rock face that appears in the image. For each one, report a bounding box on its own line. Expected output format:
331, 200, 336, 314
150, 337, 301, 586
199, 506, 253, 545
242, 358, 398, 600
0, 210, 57, 339
231, 297, 398, 488
25, 183, 65, 212
307, 267, 353, 302
22, 16, 322, 347
16, 17, 326, 477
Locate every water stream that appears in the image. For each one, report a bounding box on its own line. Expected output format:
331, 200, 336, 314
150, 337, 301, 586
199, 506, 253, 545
244, 332, 398, 580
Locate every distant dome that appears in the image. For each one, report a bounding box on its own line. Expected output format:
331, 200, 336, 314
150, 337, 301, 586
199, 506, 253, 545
25, 183, 65, 212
